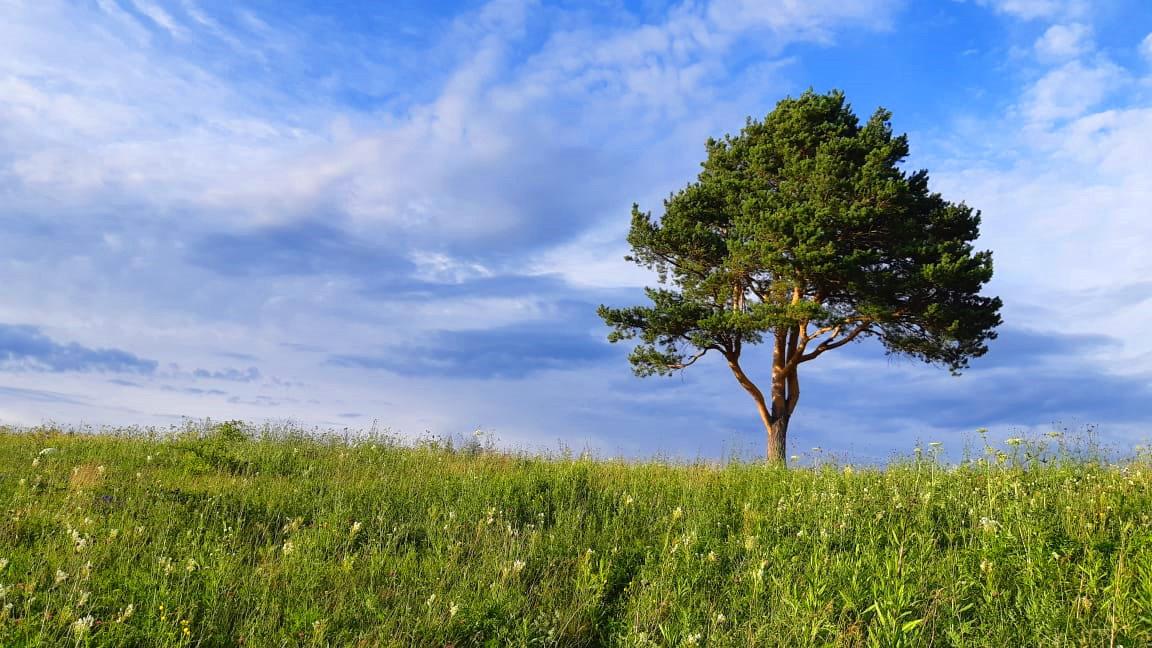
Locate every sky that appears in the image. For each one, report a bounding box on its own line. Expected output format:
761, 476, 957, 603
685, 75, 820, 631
2, 0, 1152, 462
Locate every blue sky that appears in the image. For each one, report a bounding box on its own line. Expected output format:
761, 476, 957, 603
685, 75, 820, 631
2, 0, 1151, 461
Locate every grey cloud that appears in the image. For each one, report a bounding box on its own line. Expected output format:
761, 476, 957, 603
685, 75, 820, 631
193, 366, 262, 382
187, 220, 411, 278
329, 324, 613, 380
0, 324, 158, 374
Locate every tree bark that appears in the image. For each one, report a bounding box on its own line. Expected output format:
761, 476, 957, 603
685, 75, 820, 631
768, 415, 789, 464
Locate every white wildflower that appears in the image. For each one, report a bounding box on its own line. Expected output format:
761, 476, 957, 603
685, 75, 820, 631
185, 557, 199, 572
350, 521, 362, 535
685, 632, 702, 645
0, 558, 8, 571
512, 559, 526, 573
425, 593, 436, 607
72, 614, 95, 636
115, 603, 135, 622
449, 602, 459, 617
54, 569, 69, 584
281, 541, 295, 556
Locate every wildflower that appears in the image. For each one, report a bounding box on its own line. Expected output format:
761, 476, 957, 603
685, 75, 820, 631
716, 613, 726, 624
282, 541, 295, 556
77, 590, 90, 607
115, 603, 135, 622
512, 559, 526, 573
672, 506, 683, 521
1005, 437, 1023, 446
685, 632, 702, 645
980, 558, 993, 574
624, 494, 634, 505
0, 558, 8, 571
72, 614, 95, 636
449, 602, 459, 618
159, 556, 174, 574
350, 521, 362, 535
979, 517, 1001, 533
185, 557, 199, 572
55, 569, 69, 584
425, 594, 436, 607
31, 457, 40, 467
706, 551, 717, 562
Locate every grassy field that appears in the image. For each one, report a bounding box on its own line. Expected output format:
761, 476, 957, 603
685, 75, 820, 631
1, 423, 1151, 647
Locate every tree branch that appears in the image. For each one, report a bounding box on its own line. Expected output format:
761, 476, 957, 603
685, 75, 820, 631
666, 349, 712, 370
797, 321, 872, 363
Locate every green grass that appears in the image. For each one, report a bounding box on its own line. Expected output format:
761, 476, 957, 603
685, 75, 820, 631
1, 423, 1151, 647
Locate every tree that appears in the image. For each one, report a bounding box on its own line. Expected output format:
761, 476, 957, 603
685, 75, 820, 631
597, 90, 1003, 463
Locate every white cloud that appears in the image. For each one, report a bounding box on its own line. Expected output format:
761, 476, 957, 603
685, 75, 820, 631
1034, 23, 1092, 61
1021, 60, 1125, 123
128, 0, 186, 39
707, 0, 898, 37
969, 0, 1086, 20
1141, 32, 1152, 63
933, 102, 1152, 369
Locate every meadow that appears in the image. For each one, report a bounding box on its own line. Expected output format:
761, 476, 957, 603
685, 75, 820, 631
1, 423, 1150, 647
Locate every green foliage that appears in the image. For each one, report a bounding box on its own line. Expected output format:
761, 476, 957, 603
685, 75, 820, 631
2, 427, 1151, 646
603, 88, 1001, 372
599, 90, 1004, 460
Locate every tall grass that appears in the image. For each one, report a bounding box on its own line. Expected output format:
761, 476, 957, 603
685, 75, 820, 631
1, 423, 1150, 647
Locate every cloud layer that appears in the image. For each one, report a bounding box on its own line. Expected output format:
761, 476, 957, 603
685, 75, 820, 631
2, 0, 1151, 459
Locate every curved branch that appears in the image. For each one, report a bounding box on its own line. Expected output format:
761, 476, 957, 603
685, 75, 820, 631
667, 349, 712, 370
797, 321, 871, 363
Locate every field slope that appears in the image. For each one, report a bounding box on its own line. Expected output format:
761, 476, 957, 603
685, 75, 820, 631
1, 425, 1151, 647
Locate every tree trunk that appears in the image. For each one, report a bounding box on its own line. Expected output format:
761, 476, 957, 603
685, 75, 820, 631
767, 414, 788, 464
725, 353, 790, 464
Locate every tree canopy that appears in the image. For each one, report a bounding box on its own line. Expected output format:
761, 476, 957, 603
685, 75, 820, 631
598, 89, 1003, 462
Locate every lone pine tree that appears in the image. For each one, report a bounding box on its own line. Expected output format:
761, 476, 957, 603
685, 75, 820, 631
598, 90, 1002, 463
